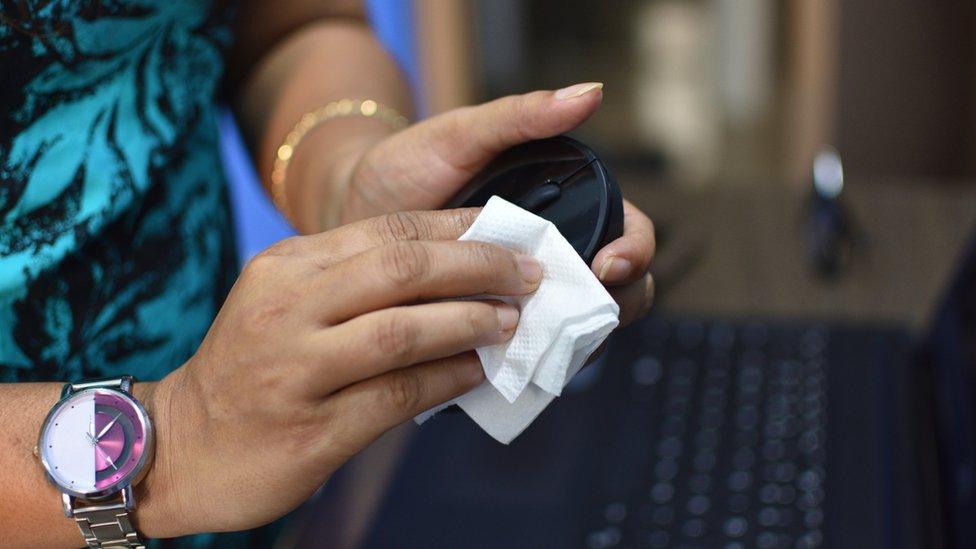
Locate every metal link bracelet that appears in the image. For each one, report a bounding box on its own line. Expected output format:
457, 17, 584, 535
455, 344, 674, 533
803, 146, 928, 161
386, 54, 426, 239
270, 99, 409, 226
74, 503, 145, 548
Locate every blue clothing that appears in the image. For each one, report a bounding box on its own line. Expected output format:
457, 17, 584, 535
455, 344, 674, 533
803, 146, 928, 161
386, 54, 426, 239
0, 1, 272, 546
0, 2, 236, 381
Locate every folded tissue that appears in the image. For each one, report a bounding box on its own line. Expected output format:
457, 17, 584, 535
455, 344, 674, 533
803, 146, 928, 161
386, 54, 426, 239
415, 196, 620, 443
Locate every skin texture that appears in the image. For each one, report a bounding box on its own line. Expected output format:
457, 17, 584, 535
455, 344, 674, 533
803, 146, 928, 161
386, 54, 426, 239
4, 210, 541, 545
1, 1, 656, 546
140, 210, 545, 536
234, 18, 655, 324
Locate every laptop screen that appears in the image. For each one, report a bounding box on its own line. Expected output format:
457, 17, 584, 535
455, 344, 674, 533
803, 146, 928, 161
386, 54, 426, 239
921, 235, 976, 544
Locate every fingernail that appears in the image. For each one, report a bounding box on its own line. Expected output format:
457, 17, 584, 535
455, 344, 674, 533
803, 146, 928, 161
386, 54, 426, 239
555, 82, 604, 100
495, 304, 520, 333
597, 256, 633, 282
643, 275, 656, 314
516, 254, 543, 284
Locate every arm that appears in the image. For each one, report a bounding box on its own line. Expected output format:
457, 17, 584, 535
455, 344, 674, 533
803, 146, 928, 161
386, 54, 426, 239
0, 210, 540, 547
0, 5, 397, 545
0, 382, 167, 547
231, 0, 413, 235
229, 2, 655, 324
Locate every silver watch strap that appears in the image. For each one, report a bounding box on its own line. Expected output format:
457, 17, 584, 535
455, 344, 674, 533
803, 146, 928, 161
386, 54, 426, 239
67, 375, 133, 395
73, 501, 145, 549
64, 375, 145, 548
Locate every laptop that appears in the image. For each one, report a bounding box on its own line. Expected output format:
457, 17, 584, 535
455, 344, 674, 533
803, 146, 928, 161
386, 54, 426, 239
359, 240, 976, 549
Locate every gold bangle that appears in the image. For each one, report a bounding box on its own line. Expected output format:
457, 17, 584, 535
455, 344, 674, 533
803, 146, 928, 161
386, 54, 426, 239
270, 99, 410, 226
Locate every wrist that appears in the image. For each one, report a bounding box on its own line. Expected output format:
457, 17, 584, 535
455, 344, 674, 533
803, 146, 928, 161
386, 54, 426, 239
130, 372, 192, 539
285, 117, 389, 233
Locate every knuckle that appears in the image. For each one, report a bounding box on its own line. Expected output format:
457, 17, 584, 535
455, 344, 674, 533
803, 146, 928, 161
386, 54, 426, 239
465, 244, 512, 292
468, 241, 505, 269
448, 208, 479, 233
265, 235, 306, 257
374, 313, 418, 360
241, 251, 280, 281
381, 241, 431, 286
383, 369, 423, 411
378, 211, 429, 243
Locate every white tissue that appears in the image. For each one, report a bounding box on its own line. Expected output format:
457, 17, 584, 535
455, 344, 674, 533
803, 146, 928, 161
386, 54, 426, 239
415, 196, 619, 443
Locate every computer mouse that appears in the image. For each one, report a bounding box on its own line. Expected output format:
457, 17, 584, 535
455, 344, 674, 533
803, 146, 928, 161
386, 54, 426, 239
444, 136, 624, 264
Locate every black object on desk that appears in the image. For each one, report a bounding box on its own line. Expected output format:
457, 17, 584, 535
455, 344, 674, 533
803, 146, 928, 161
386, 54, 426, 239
444, 136, 623, 265
802, 147, 863, 280
362, 235, 976, 548
365, 144, 976, 548
362, 315, 917, 549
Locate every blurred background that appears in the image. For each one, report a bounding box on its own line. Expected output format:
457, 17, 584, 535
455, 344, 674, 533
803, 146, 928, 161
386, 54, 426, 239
226, 0, 976, 331
421, 0, 976, 185
216, 1, 976, 547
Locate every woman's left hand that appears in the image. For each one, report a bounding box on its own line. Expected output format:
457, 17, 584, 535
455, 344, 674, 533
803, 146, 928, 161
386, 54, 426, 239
328, 82, 654, 325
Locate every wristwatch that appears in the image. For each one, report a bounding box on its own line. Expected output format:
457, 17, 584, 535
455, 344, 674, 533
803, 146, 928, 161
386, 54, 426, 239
37, 376, 154, 548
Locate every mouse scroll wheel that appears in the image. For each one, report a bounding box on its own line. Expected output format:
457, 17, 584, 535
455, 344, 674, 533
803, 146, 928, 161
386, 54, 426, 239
519, 182, 561, 213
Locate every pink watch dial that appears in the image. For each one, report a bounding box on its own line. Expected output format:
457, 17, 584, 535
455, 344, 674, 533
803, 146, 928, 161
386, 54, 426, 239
39, 388, 153, 498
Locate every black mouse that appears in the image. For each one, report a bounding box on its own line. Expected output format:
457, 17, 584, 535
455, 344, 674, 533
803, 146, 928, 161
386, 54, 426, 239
444, 136, 624, 265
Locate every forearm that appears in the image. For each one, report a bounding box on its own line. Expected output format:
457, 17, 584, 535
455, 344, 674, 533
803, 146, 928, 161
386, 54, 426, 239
0, 381, 173, 547
235, 19, 413, 234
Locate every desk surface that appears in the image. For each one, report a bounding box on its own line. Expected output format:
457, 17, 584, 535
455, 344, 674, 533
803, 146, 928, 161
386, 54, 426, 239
623, 177, 976, 331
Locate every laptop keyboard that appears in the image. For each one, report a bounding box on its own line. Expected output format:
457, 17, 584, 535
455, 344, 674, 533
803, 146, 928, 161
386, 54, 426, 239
585, 318, 830, 549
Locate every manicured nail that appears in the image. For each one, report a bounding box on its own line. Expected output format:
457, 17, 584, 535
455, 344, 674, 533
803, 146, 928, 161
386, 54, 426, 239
515, 254, 543, 284
488, 304, 520, 344
555, 82, 604, 100
642, 284, 655, 315
597, 256, 633, 282
495, 304, 520, 332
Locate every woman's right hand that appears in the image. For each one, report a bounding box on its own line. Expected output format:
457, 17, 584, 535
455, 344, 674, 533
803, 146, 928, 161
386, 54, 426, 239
137, 209, 541, 537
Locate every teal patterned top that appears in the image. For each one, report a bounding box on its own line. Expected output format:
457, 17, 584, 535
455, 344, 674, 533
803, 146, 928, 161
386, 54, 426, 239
0, 1, 273, 546
0, 1, 236, 382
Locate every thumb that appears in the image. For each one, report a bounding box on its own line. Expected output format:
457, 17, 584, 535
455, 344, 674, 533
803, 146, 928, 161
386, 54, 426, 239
419, 82, 605, 173
358, 83, 604, 210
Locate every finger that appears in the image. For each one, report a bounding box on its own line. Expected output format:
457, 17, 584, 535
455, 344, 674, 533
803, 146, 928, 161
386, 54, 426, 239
360, 84, 605, 209
322, 352, 485, 454
591, 200, 656, 286
309, 301, 516, 394
609, 273, 655, 327
262, 209, 482, 269
421, 83, 605, 173
308, 239, 542, 323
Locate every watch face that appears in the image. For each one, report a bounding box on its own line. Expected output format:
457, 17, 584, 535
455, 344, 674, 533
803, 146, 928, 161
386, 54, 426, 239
38, 388, 153, 498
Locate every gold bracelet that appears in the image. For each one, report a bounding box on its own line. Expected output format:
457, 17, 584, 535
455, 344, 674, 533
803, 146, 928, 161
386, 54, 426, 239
270, 99, 410, 225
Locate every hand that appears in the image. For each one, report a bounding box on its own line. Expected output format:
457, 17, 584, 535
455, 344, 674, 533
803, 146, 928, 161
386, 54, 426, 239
331, 83, 654, 325
137, 209, 541, 537
589, 199, 655, 326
